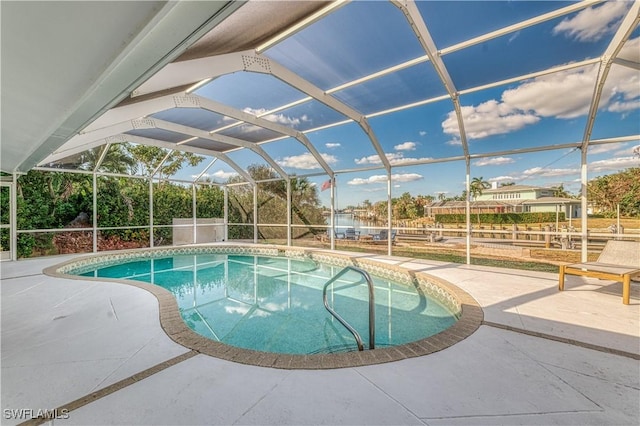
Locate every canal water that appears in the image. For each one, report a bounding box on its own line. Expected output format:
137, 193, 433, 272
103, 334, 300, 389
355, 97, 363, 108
331, 213, 379, 234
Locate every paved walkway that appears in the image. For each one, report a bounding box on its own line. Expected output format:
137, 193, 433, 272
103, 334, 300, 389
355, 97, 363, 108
2, 249, 638, 425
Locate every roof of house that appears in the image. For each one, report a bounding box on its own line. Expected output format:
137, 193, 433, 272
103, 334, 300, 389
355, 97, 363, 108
427, 200, 522, 207
522, 197, 581, 204
482, 185, 549, 193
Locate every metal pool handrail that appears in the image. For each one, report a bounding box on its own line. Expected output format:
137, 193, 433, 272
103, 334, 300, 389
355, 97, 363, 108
322, 266, 375, 351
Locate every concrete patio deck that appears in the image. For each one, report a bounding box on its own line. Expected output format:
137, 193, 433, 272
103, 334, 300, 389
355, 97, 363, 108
2, 248, 638, 425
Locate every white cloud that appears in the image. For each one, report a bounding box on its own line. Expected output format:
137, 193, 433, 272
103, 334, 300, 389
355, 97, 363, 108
325, 142, 341, 148
521, 166, 579, 178
354, 152, 432, 165
394, 141, 416, 151
442, 38, 640, 140
603, 44, 640, 113
277, 152, 338, 169
347, 173, 423, 185
355, 153, 399, 165
442, 100, 539, 139
419, 131, 427, 136
502, 66, 597, 119
390, 173, 424, 183
446, 138, 462, 146
607, 99, 640, 113
613, 144, 640, 157
211, 170, 238, 179
587, 143, 624, 155
501, 53, 640, 119
553, 2, 629, 42
588, 156, 640, 172
242, 107, 309, 127
390, 156, 433, 165
489, 175, 517, 182
348, 175, 388, 185
474, 157, 515, 167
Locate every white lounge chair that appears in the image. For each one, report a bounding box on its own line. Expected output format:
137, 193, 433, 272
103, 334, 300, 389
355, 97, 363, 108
559, 240, 640, 304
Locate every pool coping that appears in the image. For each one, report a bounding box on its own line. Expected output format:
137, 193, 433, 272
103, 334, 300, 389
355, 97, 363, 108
43, 244, 483, 369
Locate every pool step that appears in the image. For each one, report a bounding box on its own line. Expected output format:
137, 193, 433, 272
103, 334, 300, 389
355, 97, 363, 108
307, 342, 393, 355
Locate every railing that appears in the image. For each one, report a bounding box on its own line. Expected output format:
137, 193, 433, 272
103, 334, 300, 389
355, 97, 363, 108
322, 266, 375, 351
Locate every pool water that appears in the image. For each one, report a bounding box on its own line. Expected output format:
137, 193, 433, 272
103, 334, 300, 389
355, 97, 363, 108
79, 254, 457, 354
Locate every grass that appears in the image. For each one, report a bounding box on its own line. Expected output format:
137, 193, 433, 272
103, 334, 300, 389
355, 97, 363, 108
338, 244, 560, 273
398, 249, 559, 272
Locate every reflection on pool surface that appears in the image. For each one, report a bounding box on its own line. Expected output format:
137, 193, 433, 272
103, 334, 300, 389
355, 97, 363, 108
79, 254, 458, 354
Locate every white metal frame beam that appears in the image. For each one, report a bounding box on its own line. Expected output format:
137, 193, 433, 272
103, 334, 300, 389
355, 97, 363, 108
393, 0, 469, 158
243, 52, 391, 172
394, 0, 474, 263
133, 49, 391, 171
581, 2, 640, 151
439, 0, 605, 56
42, 115, 283, 180
577, 1, 639, 262
41, 131, 254, 184
37, 0, 638, 204
125, 134, 255, 184
193, 95, 334, 176
613, 57, 640, 71
73, 93, 334, 177
151, 118, 289, 178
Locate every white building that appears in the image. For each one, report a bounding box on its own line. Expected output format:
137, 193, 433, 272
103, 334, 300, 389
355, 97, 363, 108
475, 185, 581, 218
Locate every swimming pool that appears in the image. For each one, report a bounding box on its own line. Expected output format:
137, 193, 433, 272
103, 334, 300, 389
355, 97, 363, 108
48, 246, 482, 368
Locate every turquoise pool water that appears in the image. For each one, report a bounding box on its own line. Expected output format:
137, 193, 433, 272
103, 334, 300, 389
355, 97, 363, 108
78, 254, 457, 354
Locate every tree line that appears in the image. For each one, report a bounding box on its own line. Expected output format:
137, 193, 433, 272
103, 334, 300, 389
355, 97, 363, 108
11, 144, 325, 257
350, 169, 639, 220
5, 140, 637, 258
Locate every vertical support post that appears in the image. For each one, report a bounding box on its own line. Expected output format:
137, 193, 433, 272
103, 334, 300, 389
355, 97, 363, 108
253, 184, 258, 244
545, 225, 551, 248
223, 186, 228, 242
330, 175, 335, 250
387, 170, 392, 256
286, 178, 292, 246
192, 184, 197, 244
569, 204, 572, 228
92, 173, 98, 253
149, 178, 154, 248
617, 204, 620, 240
92, 144, 109, 253
580, 147, 588, 262
10, 173, 18, 261
465, 160, 471, 265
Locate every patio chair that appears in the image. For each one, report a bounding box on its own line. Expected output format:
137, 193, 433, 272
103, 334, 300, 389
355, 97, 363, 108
344, 228, 360, 240
372, 229, 396, 243
558, 240, 640, 304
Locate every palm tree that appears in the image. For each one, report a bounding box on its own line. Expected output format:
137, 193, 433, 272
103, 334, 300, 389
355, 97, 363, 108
470, 176, 490, 200
78, 144, 137, 174
470, 177, 490, 224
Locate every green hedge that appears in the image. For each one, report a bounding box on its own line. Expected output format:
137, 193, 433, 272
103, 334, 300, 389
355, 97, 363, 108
435, 212, 565, 224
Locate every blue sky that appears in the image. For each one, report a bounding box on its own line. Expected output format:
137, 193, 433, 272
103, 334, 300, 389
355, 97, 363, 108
165, 1, 640, 209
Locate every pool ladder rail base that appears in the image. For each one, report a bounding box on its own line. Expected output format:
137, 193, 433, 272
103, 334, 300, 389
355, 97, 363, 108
322, 266, 375, 351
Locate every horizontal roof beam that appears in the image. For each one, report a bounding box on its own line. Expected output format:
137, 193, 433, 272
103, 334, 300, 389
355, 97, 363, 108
194, 95, 334, 175
439, 0, 605, 56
